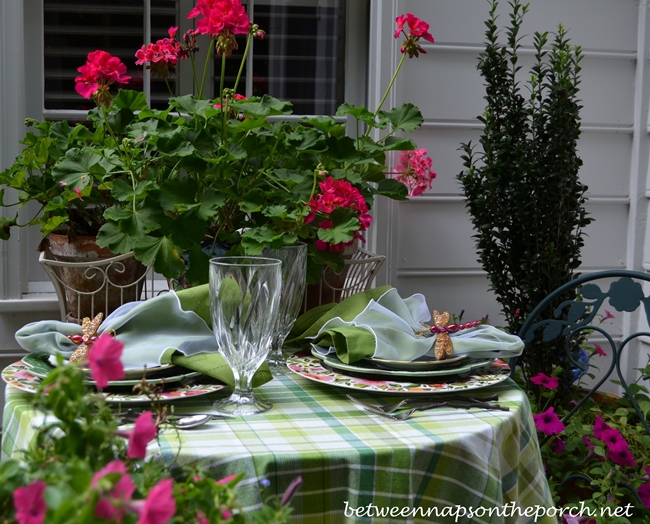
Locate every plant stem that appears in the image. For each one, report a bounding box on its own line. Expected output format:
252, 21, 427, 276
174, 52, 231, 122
234, 33, 253, 95
198, 39, 215, 99
364, 52, 406, 138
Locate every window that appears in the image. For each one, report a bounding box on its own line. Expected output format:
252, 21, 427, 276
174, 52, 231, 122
42, 0, 353, 116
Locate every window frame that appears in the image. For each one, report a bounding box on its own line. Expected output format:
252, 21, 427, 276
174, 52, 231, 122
0, 0, 369, 303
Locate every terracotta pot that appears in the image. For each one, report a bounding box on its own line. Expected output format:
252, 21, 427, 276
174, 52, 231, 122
44, 233, 147, 322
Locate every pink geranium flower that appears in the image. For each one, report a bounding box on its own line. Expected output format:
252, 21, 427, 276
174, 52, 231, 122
74, 50, 131, 106
88, 333, 125, 389
91, 460, 136, 521
13, 480, 47, 524
188, 0, 250, 50
530, 372, 559, 390
392, 149, 436, 196
593, 414, 612, 440
115, 411, 158, 460
394, 13, 434, 58
128, 478, 176, 524
533, 407, 565, 436
593, 343, 607, 357
135, 27, 182, 79
600, 428, 629, 453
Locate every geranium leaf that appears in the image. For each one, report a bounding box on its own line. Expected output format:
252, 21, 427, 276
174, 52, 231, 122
169, 95, 214, 119
156, 134, 195, 157
299, 116, 337, 134
240, 189, 267, 212
376, 178, 408, 200
382, 136, 417, 151
113, 89, 147, 111
335, 103, 378, 127
377, 103, 423, 132
108, 108, 135, 134
96, 222, 134, 253
233, 95, 292, 117
111, 179, 152, 202
52, 149, 102, 188
133, 235, 186, 278
158, 178, 199, 212
0, 215, 16, 240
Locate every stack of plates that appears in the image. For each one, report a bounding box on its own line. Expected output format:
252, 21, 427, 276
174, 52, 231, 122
285, 349, 511, 395
2, 353, 226, 403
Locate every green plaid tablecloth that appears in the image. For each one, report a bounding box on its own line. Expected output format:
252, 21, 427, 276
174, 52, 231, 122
2, 374, 556, 524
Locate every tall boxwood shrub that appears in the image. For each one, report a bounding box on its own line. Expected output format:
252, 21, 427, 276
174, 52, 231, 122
457, 0, 592, 391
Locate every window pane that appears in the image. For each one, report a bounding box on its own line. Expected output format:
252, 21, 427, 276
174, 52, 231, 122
215, 0, 347, 115
43, 0, 176, 110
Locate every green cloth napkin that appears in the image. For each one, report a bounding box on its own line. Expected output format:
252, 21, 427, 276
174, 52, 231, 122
171, 352, 272, 390
284, 285, 392, 348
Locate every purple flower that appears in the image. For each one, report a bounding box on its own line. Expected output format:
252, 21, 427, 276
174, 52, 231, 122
593, 343, 607, 357
608, 448, 635, 468
638, 482, 650, 510
533, 407, 565, 436
593, 415, 612, 440
281, 476, 303, 507
530, 372, 559, 390
552, 437, 565, 453
603, 310, 616, 320
600, 428, 629, 453
582, 435, 605, 462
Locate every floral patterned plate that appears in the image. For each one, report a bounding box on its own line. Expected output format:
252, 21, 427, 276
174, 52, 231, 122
2, 360, 226, 403
287, 355, 511, 394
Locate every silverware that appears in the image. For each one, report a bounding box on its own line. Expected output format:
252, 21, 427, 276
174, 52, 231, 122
345, 393, 499, 413
346, 394, 509, 421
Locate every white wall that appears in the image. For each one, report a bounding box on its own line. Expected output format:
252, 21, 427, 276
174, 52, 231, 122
369, 0, 649, 393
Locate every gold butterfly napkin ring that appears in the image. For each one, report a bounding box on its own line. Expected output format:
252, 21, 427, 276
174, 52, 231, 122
68, 313, 103, 363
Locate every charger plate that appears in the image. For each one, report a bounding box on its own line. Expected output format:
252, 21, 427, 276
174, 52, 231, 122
3, 360, 225, 403
23, 353, 198, 387
365, 354, 470, 372
287, 355, 510, 394
311, 348, 492, 380
43, 354, 179, 381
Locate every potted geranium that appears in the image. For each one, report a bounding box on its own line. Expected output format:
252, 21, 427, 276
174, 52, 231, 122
0, 1, 436, 288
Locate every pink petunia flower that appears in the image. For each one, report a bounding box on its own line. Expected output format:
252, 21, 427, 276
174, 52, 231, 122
88, 333, 125, 388
638, 482, 650, 510
530, 372, 559, 390
600, 428, 629, 453
115, 411, 158, 460
13, 480, 47, 524
593, 343, 607, 357
91, 460, 136, 521
608, 447, 636, 468
533, 407, 565, 436
593, 414, 612, 440
392, 149, 436, 196
128, 478, 176, 524
552, 437, 565, 453
603, 310, 615, 320
216, 474, 237, 485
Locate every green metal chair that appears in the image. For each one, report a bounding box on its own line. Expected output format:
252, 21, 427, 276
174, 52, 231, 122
515, 269, 650, 508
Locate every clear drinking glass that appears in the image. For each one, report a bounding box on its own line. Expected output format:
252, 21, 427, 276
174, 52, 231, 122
262, 242, 308, 375
209, 256, 282, 416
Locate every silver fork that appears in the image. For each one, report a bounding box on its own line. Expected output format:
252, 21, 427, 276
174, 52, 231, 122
345, 393, 499, 413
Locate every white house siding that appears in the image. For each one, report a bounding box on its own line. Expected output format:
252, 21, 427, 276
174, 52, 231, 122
370, 0, 649, 393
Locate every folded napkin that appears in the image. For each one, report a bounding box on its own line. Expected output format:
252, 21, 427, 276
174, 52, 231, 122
15, 285, 271, 389
292, 287, 523, 364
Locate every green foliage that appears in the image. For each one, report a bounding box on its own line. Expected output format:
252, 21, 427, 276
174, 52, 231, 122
0, 362, 299, 523
457, 0, 592, 387
523, 357, 650, 522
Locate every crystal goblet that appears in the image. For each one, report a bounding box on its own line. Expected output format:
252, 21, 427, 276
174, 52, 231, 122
262, 242, 308, 376
209, 256, 282, 416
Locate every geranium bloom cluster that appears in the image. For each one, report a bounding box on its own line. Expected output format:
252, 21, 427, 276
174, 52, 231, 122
74, 50, 131, 106
188, 0, 251, 56
392, 149, 436, 196
306, 177, 372, 252
135, 26, 182, 79
394, 13, 435, 58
